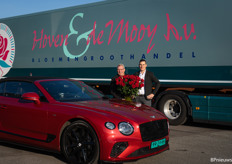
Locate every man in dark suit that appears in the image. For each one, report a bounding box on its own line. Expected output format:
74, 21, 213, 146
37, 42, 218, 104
134, 59, 160, 106
110, 64, 126, 99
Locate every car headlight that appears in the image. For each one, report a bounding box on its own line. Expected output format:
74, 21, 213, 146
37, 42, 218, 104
118, 122, 134, 136
105, 122, 116, 130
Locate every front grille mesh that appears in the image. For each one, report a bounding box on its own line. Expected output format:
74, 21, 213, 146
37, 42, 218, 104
139, 119, 168, 142
110, 142, 128, 158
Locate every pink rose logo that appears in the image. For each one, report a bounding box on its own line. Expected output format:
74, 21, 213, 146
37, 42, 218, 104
0, 35, 9, 61
0, 23, 15, 77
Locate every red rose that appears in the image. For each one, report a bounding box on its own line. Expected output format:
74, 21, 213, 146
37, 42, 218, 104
135, 82, 139, 88
0, 35, 9, 61
130, 75, 135, 79
116, 79, 120, 85
124, 75, 129, 79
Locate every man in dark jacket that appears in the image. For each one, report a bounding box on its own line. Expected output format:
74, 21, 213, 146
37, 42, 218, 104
110, 64, 126, 99
134, 59, 160, 106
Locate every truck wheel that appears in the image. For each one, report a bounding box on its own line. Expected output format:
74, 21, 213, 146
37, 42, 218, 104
158, 94, 187, 125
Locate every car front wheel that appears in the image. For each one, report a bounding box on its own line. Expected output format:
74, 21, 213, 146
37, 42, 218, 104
61, 120, 99, 164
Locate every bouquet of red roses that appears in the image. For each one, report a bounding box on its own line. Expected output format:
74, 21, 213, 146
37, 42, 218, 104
115, 75, 144, 100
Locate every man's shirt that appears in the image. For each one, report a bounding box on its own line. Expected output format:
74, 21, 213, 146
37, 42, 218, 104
138, 70, 146, 95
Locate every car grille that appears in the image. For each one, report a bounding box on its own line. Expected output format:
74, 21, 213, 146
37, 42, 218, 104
139, 119, 168, 142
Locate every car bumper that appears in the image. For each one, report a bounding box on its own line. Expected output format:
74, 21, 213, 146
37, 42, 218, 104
101, 135, 169, 162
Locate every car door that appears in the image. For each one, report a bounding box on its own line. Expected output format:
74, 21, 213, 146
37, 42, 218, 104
0, 81, 6, 131
0, 81, 49, 142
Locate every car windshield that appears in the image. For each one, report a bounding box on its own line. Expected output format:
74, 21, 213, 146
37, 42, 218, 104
40, 80, 104, 102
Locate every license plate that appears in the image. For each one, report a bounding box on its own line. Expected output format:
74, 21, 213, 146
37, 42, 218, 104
151, 138, 166, 149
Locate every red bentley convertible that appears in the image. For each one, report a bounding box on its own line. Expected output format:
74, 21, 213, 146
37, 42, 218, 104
0, 77, 169, 163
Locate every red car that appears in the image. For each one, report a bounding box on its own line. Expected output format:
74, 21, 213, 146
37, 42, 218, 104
0, 77, 169, 164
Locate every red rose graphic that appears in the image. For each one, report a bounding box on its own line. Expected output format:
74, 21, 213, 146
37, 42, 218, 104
0, 35, 9, 61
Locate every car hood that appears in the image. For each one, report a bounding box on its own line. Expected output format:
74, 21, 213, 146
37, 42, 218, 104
63, 99, 166, 124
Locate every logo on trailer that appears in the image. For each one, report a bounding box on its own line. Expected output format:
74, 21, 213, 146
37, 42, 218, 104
0, 23, 15, 77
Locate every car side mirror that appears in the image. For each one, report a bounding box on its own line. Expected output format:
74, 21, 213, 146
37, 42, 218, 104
22, 92, 41, 104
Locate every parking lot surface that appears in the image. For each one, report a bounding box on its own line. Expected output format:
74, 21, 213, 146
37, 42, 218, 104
0, 123, 232, 164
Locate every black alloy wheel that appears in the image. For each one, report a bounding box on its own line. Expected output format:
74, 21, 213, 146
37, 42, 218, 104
61, 120, 99, 164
